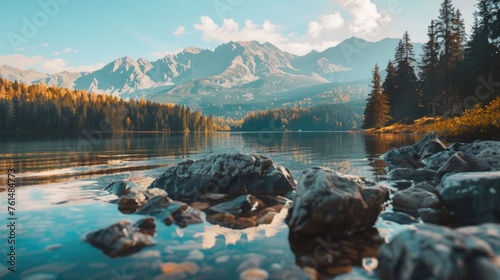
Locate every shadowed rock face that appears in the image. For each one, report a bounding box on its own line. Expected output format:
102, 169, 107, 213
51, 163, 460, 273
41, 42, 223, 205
148, 153, 296, 202
85, 218, 156, 258
286, 167, 389, 238
438, 171, 500, 225
392, 182, 442, 217
377, 224, 500, 280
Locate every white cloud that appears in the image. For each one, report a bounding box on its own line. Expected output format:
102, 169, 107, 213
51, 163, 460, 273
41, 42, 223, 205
42, 43, 49, 47
62, 47, 77, 54
52, 51, 61, 55
337, 0, 391, 36
0, 54, 103, 73
192, 16, 339, 56
173, 25, 186, 36
308, 13, 344, 37
194, 16, 288, 45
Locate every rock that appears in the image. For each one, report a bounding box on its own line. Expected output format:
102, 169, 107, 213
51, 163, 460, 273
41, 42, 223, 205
379, 145, 421, 168
437, 152, 491, 176
380, 212, 418, 225
85, 218, 156, 257
117, 188, 168, 214
387, 168, 437, 180
104, 180, 139, 196
135, 196, 204, 227
207, 213, 256, 229
118, 192, 147, 214
209, 195, 265, 215
377, 224, 499, 280
148, 153, 295, 202
438, 171, 500, 224
239, 268, 269, 280
448, 142, 466, 151
421, 150, 455, 170
286, 167, 389, 237
476, 147, 500, 170
160, 262, 199, 276
412, 131, 446, 157
392, 182, 442, 217
256, 212, 277, 225
289, 229, 383, 278
417, 208, 461, 226
457, 223, 500, 255
459, 140, 500, 156
163, 205, 205, 228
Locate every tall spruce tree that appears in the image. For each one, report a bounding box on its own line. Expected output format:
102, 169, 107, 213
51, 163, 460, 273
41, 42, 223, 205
419, 20, 441, 116
363, 64, 391, 129
392, 32, 420, 120
382, 61, 398, 122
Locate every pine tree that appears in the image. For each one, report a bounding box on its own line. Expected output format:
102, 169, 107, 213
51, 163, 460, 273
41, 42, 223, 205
382, 61, 398, 122
392, 32, 420, 120
419, 20, 442, 116
363, 64, 391, 129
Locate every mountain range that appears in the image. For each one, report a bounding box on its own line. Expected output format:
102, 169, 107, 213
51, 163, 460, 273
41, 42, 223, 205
0, 37, 422, 117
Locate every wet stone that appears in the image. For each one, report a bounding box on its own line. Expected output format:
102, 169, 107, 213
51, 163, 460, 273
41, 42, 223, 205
85, 218, 156, 258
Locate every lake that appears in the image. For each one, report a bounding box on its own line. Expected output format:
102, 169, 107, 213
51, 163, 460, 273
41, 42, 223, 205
0, 132, 419, 280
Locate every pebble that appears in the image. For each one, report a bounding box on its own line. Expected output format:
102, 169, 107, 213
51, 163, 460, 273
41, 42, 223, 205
239, 268, 269, 280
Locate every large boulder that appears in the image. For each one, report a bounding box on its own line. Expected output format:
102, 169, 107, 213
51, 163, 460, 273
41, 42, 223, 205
392, 182, 442, 217
286, 167, 389, 237
379, 145, 421, 168
438, 171, 500, 225
85, 218, 156, 257
459, 140, 500, 156
148, 153, 295, 202
412, 132, 447, 159
377, 224, 500, 280
437, 152, 491, 176
421, 150, 455, 170
476, 147, 500, 171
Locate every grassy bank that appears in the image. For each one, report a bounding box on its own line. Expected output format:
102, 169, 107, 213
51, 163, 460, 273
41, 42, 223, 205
366, 97, 500, 142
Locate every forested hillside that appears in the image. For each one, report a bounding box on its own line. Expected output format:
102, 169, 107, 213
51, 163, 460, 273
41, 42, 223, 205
237, 103, 363, 131
0, 78, 221, 132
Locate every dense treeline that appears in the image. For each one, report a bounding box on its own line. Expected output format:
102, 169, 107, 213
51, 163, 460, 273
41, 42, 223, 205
363, 0, 500, 128
237, 104, 363, 131
0, 78, 220, 132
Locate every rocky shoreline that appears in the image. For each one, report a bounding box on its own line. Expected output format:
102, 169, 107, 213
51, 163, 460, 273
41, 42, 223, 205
86, 132, 500, 279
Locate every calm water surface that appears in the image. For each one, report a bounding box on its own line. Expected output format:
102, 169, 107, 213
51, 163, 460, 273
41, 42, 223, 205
0, 132, 419, 279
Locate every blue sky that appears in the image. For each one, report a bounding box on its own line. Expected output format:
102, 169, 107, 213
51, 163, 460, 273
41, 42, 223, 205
0, 0, 476, 73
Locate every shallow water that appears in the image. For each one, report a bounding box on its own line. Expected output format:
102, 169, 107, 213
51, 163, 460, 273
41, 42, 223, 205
0, 132, 419, 279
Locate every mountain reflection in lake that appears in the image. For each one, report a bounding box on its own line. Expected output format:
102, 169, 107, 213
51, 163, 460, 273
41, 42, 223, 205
0, 132, 418, 279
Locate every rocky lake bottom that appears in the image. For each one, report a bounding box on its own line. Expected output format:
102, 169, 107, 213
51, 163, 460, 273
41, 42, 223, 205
1, 132, 499, 280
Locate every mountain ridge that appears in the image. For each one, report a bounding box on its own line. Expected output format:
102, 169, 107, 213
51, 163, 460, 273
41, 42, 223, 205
0, 37, 423, 116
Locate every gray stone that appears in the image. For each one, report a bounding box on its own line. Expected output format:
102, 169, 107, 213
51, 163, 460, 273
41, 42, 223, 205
459, 140, 500, 156
377, 224, 499, 280
438, 171, 500, 224
85, 218, 156, 257
387, 168, 437, 180
476, 147, 500, 171
380, 146, 421, 168
437, 152, 491, 176
104, 180, 139, 196
209, 195, 264, 214
392, 182, 442, 217
117, 188, 168, 214
148, 153, 295, 202
286, 167, 389, 237
421, 150, 455, 170
380, 212, 419, 225
417, 208, 461, 226
135, 195, 204, 228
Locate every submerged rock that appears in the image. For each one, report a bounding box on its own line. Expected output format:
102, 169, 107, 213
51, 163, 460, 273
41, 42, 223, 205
392, 182, 442, 217
438, 171, 500, 225
380, 212, 419, 225
104, 180, 140, 196
85, 218, 156, 257
117, 188, 168, 214
209, 195, 265, 215
148, 153, 295, 202
135, 195, 204, 227
286, 167, 388, 237
377, 224, 500, 280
